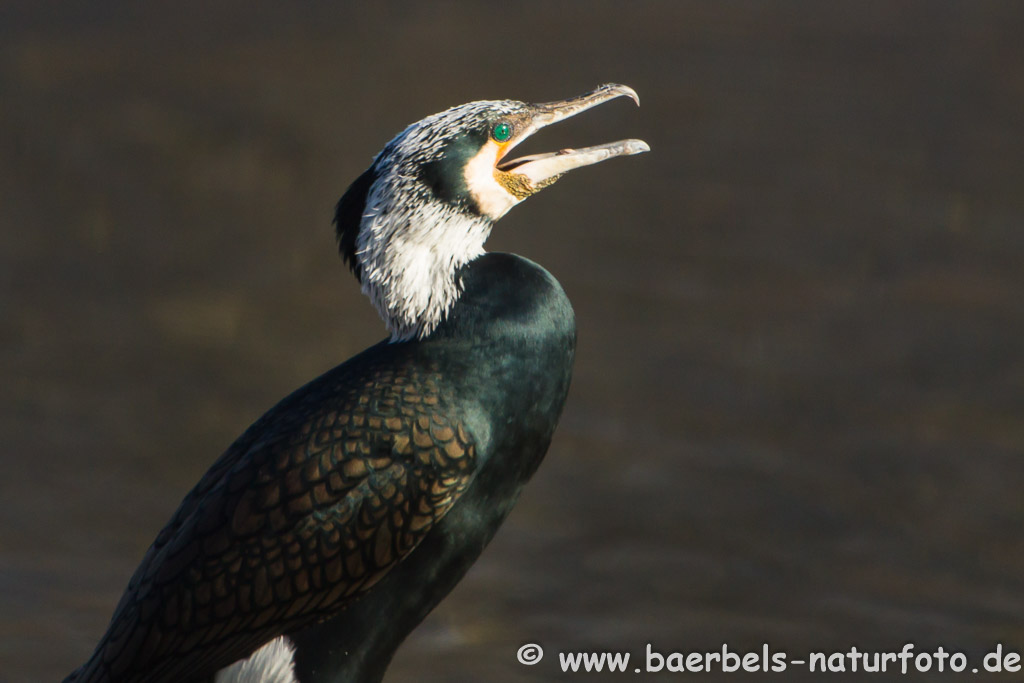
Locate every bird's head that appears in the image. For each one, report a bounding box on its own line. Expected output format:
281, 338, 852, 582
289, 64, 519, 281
335, 83, 649, 341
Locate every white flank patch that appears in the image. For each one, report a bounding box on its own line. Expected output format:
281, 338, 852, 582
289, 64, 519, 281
215, 636, 298, 683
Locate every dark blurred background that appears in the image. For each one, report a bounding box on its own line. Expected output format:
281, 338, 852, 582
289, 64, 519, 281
3, 1, 1024, 681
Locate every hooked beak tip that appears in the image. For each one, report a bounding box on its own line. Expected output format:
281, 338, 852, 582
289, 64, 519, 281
610, 84, 641, 107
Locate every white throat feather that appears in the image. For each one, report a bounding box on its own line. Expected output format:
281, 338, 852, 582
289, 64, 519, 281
341, 87, 648, 341
352, 103, 521, 342
356, 187, 492, 341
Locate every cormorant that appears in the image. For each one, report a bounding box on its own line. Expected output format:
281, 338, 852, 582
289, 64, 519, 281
65, 84, 648, 683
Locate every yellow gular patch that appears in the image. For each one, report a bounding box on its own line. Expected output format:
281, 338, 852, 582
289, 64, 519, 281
463, 140, 520, 220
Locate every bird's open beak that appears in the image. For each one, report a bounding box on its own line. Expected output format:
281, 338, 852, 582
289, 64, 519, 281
495, 84, 650, 185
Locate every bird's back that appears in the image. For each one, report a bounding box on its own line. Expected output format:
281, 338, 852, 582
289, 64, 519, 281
67, 253, 575, 683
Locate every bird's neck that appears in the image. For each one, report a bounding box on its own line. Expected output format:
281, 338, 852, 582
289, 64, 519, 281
286, 253, 577, 683
356, 203, 493, 341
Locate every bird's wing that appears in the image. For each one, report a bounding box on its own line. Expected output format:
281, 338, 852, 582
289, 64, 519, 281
72, 360, 477, 683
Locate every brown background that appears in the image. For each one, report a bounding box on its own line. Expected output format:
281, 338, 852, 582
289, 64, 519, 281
2, 1, 1023, 681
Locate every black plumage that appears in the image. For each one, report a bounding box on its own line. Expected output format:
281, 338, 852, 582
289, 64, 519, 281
66, 84, 646, 683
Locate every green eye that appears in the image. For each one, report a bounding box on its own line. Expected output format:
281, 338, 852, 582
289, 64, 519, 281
492, 122, 513, 142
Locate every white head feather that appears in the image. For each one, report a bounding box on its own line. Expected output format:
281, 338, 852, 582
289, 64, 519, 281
351, 100, 526, 341
338, 85, 649, 341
